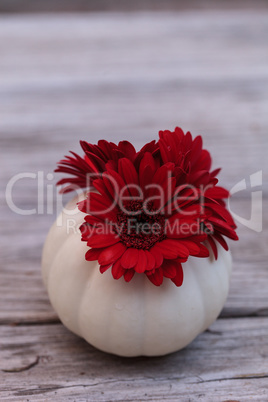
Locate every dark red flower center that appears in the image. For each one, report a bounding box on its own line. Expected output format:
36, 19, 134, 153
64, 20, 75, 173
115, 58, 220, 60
116, 201, 166, 250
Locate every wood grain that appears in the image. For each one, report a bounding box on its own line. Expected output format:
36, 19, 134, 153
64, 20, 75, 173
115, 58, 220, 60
1, 318, 268, 401
1, 0, 268, 13
0, 10, 267, 401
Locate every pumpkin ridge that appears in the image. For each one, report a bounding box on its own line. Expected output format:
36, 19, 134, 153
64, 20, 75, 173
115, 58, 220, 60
77, 259, 108, 343
46, 221, 95, 336
42, 214, 84, 286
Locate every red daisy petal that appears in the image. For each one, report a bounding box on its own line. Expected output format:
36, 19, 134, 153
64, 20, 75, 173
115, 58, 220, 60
152, 163, 174, 188
161, 260, 178, 279
207, 236, 218, 259
98, 139, 117, 160
145, 250, 156, 270
191, 135, 203, 167
208, 217, 238, 240
118, 141, 137, 161
85, 248, 105, 261
106, 168, 128, 193
111, 260, 125, 280
121, 248, 139, 269
174, 127, 185, 141
188, 171, 210, 187
124, 269, 135, 282
187, 234, 208, 243
204, 202, 236, 226
198, 149, 212, 171
118, 158, 139, 190
195, 243, 210, 258
179, 240, 201, 256
134, 249, 147, 274
80, 222, 93, 241
100, 263, 112, 274
171, 264, 184, 286
147, 267, 164, 286
98, 243, 126, 266
84, 215, 104, 225
213, 232, 229, 251
139, 152, 157, 191
92, 178, 115, 202
86, 233, 120, 248
165, 217, 200, 239
78, 193, 114, 214
87, 192, 114, 211
210, 167, 221, 178
205, 186, 229, 199
83, 151, 107, 172
153, 239, 189, 259
149, 246, 164, 268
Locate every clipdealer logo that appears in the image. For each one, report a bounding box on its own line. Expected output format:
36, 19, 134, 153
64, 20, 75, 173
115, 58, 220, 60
228, 170, 262, 233
5, 170, 263, 233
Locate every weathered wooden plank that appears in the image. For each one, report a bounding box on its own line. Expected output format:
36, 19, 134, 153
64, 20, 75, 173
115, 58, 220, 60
0, 12, 267, 192
1, 0, 268, 13
1, 318, 268, 401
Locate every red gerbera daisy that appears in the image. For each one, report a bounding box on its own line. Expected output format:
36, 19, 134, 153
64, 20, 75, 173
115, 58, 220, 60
55, 139, 159, 193
157, 127, 238, 258
78, 156, 210, 286
55, 127, 238, 286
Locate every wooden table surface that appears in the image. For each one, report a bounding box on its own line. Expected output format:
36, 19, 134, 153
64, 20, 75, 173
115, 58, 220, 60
0, 10, 268, 402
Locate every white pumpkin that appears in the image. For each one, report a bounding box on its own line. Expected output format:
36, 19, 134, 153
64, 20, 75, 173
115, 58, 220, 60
42, 194, 232, 357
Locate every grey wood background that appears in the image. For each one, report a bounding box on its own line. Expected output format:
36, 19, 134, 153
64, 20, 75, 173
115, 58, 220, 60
1, 0, 267, 13
0, 9, 268, 401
